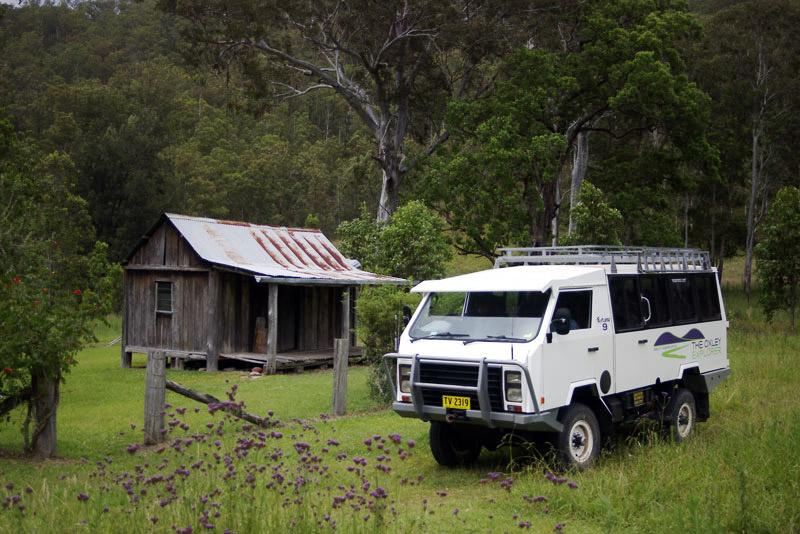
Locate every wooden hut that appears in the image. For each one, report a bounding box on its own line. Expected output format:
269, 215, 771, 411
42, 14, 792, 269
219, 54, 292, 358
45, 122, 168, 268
121, 213, 405, 371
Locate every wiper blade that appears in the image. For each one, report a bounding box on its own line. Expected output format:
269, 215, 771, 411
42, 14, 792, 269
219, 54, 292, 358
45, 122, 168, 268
463, 334, 527, 345
410, 332, 469, 342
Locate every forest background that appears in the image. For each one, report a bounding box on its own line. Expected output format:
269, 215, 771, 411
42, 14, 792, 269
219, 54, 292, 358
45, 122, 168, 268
2, 0, 800, 287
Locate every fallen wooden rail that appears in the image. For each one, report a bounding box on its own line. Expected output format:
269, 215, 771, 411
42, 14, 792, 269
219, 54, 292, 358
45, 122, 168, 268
144, 351, 272, 445
165, 379, 269, 427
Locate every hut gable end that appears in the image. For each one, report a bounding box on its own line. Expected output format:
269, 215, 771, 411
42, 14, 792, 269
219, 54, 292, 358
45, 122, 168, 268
127, 217, 205, 269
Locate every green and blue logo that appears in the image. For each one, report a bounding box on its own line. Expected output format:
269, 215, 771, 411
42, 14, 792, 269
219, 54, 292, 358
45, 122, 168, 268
653, 329, 710, 359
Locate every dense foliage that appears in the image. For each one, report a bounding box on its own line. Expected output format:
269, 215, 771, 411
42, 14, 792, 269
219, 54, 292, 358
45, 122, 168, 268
338, 201, 451, 282
354, 286, 415, 402
1, 0, 799, 278
561, 182, 624, 246
0, 118, 116, 456
756, 187, 800, 332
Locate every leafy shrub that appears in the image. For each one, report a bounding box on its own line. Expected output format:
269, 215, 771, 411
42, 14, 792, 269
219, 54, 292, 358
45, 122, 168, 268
756, 186, 800, 332
338, 201, 451, 281
337, 204, 383, 272
355, 286, 420, 402
562, 181, 624, 246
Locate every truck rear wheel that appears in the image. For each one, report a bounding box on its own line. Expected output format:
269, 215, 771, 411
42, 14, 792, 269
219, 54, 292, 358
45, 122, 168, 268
557, 403, 601, 469
663, 388, 696, 443
429, 422, 481, 467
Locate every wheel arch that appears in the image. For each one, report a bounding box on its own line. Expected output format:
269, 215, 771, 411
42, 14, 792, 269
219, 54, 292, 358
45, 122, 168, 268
563, 380, 613, 436
677, 366, 709, 421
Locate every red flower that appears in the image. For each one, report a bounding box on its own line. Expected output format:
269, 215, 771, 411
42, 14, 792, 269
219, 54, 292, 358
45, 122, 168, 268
33, 299, 40, 306
2, 368, 12, 375
12, 276, 21, 284
72, 289, 82, 296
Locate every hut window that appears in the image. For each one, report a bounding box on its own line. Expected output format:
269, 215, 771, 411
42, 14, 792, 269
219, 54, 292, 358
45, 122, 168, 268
155, 281, 173, 313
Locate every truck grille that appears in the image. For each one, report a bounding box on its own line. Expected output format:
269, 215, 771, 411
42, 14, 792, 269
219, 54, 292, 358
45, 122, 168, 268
418, 362, 504, 412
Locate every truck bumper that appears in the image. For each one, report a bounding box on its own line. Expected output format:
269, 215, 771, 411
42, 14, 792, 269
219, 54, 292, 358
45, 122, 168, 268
391, 402, 563, 432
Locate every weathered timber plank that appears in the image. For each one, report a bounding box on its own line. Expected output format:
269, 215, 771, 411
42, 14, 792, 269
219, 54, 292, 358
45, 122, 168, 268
125, 265, 209, 272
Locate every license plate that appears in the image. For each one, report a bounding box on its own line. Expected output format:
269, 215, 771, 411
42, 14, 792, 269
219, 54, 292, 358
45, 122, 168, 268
442, 395, 471, 410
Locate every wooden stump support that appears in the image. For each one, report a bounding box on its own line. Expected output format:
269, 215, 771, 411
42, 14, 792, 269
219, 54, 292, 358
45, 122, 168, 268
332, 338, 349, 416
144, 351, 166, 445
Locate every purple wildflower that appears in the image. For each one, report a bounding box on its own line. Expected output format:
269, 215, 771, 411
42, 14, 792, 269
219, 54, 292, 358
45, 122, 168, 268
77, 493, 89, 502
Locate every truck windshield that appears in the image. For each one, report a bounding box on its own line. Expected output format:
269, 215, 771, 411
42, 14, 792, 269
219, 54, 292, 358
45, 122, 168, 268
409, 290, 551, 343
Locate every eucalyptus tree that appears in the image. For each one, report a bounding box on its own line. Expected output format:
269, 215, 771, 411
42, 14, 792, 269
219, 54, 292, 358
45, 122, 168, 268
158, 0, 534, 221
698, 0, 800, 298
420, 0, 714, 257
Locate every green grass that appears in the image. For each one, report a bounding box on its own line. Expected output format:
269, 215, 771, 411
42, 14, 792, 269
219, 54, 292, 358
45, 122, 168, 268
1, 258, 798, 532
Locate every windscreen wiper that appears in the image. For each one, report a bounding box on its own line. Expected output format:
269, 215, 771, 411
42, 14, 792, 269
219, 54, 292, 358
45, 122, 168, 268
462, 334, 527, 345
410, 332, 469, 343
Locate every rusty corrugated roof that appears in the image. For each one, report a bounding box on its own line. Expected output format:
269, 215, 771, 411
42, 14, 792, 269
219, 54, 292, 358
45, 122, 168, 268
166, 213, 406, 285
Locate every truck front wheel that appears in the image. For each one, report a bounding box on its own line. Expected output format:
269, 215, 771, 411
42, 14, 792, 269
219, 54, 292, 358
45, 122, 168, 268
557, 403, 601, 469
429, 422, 481, 467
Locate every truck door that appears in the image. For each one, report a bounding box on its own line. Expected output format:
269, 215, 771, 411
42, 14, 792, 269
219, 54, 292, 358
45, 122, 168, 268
541, 286, 615, 409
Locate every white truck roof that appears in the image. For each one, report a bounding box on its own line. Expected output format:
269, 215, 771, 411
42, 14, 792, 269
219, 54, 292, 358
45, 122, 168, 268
411, 265, 607, 293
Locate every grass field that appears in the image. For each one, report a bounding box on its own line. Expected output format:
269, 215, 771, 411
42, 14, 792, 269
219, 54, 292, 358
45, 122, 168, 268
1, 261, 798, 532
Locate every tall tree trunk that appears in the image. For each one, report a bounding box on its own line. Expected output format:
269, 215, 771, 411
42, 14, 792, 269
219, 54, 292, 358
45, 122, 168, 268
567, 131, 589, 236
684, 193, 690, 248
27, 370, 60, 458
377, 167, 400, 222
743, 128, 761, 301
535, 179, 558, 246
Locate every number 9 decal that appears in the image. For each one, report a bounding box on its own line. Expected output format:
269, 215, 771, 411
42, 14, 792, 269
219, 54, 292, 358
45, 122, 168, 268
602, 322, 608, 331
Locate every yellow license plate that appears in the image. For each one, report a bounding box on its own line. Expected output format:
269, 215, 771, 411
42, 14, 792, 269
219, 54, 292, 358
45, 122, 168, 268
442, 395, 471, 410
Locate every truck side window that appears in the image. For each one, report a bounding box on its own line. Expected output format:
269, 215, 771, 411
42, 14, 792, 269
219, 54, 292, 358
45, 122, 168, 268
609, 276, 643, 332
669, 277, 697, 323
640, 275, 671, 327
695, 274, 722, 321
554, 290, 592, 330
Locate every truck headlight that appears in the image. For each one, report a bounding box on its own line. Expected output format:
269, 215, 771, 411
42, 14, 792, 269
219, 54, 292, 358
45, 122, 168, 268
398, 364, 411, 393
505, 371, 523, 403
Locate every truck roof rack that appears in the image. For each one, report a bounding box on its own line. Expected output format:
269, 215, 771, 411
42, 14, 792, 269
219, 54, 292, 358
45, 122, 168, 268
494, 245, 711, 274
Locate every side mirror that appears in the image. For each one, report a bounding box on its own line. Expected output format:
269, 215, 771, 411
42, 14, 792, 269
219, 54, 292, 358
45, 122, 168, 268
402, 305, 412, 326
550, 307, 571, 336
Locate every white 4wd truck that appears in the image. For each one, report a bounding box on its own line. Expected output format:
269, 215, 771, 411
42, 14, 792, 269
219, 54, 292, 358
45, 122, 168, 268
385, 246, 730, 469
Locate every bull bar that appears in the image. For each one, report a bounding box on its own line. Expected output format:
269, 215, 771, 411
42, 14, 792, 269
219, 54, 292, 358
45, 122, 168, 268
383, 353, 562, 432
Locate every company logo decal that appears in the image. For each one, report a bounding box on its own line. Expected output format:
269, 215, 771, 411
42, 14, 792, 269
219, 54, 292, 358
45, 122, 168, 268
653, 329, 721, 359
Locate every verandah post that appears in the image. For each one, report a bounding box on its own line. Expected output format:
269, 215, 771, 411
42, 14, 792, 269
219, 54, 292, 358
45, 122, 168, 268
266, 283, 278, 374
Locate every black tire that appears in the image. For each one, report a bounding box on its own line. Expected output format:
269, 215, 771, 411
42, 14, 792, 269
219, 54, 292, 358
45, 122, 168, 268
429, 422, 481, 467
663, 388, 696, 443
557, 403, 602, 470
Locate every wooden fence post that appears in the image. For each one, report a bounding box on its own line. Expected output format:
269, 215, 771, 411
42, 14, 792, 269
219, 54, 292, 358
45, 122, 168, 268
332, 338, 349, 416
144, 351, 166, 445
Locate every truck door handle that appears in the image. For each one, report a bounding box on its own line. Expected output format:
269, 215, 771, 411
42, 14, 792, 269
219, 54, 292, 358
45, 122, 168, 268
638, 339, 648, 345
587, 347, 599, 353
